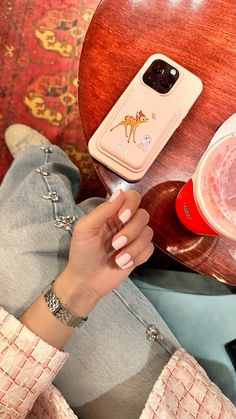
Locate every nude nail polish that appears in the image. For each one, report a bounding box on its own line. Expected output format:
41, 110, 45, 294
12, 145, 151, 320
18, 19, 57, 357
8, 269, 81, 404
119, 209, 131, 224
112, 235, 128, 250
121, 260, 134, 270
115, 253, 131, 267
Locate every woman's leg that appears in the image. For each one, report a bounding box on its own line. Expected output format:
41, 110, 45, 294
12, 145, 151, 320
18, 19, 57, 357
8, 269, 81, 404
58, 278, 180, 419
0, 128, 82, 316
132, 268, 236, 404
1, 125, 80, 203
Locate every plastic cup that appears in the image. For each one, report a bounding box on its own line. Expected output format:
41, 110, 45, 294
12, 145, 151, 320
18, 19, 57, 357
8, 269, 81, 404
176, 132, 236, 241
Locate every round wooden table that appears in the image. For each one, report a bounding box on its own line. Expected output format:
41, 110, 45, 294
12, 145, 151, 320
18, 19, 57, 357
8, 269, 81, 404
79, 0, 236, 285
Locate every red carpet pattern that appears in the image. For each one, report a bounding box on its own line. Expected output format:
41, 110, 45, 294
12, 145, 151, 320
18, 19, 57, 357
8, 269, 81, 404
0, 0, 105, 201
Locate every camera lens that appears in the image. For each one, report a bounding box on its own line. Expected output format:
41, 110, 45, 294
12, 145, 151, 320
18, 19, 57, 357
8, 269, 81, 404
152, 60, 166, 75
143, 73, 154, 87
160, 76, 173, 90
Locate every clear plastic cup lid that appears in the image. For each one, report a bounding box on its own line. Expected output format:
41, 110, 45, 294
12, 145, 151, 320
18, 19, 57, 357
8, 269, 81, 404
194, 132, 236, 241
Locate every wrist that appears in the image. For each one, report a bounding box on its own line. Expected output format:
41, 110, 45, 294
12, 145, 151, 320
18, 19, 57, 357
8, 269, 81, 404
54, 268, 100, 317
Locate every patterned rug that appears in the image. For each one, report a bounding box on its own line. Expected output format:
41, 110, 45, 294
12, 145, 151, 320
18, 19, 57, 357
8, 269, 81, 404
0, 0, 105, 202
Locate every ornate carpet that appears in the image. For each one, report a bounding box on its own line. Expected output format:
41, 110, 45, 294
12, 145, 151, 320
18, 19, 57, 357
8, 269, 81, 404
0, 0, 105, 202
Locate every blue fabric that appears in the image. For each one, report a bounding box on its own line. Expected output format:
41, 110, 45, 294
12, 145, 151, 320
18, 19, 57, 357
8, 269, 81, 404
133, 270, 236, 404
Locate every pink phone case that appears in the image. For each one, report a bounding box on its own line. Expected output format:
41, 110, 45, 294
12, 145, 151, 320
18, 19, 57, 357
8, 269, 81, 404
88, 53, 203, 181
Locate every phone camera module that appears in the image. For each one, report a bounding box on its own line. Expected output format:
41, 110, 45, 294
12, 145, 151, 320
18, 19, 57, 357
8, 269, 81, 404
143, 59, 179, 94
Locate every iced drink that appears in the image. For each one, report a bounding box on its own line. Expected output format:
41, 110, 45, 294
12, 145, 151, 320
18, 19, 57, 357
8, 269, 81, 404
176, 132, 236, 240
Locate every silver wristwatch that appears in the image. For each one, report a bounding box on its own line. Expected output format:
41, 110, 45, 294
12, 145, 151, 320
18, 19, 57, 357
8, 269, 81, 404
44, 282, 88, 329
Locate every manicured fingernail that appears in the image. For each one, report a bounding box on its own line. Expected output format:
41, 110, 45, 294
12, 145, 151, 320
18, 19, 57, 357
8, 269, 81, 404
112, 235, 128, 250
115, 253, 131, 267
121, 260, 134, 270
109, 189, 121, 202
119, 209, 131, 224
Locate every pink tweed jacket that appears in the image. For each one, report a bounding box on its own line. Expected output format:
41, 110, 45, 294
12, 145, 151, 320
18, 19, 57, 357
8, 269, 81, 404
0, 307, 235, 419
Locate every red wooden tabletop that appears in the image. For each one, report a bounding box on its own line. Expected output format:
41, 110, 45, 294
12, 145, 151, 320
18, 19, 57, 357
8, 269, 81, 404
79, 0, 236, 285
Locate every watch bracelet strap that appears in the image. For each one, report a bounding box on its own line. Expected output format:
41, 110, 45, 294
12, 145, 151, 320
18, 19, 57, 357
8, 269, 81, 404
43, 281, 88, 328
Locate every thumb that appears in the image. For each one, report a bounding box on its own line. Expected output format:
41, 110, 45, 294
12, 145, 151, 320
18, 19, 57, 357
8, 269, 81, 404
80, 189, 125, 230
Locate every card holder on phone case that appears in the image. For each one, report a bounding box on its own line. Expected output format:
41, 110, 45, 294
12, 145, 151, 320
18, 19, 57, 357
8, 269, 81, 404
97, 88, 180, 173
89, 53, 203, 181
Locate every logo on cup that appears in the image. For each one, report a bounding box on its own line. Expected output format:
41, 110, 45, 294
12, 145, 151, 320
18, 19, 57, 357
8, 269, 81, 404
184, 202, 191, 220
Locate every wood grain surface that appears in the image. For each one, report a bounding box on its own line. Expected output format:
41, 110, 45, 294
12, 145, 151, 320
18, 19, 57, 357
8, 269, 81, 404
79, 0, 236, 285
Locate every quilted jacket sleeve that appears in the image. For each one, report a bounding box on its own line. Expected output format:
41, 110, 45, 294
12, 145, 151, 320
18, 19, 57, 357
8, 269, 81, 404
140, 348, 236, 419
0, 307, 69, 418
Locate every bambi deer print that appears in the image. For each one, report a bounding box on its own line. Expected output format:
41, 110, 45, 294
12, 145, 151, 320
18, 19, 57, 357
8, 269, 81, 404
110, 111, 149, 143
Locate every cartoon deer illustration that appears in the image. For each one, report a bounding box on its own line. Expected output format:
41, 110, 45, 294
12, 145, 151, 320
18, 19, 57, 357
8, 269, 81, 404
110, 111, 148, 143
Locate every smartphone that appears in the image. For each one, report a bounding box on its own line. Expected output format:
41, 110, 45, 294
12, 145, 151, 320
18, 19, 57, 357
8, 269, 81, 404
88, 53, 203, 182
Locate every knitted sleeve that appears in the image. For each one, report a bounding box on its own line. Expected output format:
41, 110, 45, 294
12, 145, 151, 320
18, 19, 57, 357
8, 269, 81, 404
140, 348, 236, 419
0, 307, 71, 418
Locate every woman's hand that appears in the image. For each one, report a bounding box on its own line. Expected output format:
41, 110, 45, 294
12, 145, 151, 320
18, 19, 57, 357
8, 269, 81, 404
55, 189, 154, 316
